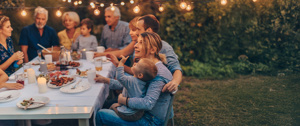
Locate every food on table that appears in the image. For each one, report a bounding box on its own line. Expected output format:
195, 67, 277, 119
76, 68, 88, 77
48, 71, 69, 79
71, 51, 81, 60
47, 63, 56, 71
56, 61, 80, 67
50, 76, 74, 86
21, 98, 34, 106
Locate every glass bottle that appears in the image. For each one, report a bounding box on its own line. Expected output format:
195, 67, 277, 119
59, 46, 68, 70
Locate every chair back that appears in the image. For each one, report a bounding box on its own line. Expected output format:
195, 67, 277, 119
163, 93, 174, 126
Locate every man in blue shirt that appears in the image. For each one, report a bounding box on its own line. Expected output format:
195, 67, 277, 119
19, 6, 59, 62
100, 6, 131, 52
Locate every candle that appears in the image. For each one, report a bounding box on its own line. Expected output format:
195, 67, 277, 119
40, 61, 47, 73
27, 68, 36, 84
37, 77, 47, 93
45, 54, 52, 64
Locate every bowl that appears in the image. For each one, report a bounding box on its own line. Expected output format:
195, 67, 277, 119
42, 47, 60, 61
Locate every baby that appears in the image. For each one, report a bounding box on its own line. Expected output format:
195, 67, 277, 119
110, 56, 157, 121
71, 18, 98, 51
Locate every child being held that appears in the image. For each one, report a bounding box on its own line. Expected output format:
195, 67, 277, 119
110, 56, 157, 122
72, 18, 97, 51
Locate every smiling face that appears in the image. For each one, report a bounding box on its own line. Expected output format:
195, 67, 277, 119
0, 21, 13, 38
35, 13, 47, 29
64, 15, 76, 30
104, 11, 119, 27
134, 36, 147, 59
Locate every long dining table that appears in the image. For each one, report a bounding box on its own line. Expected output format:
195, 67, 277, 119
0, 57, 113, 126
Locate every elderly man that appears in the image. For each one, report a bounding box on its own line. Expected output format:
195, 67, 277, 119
19, 6, 59, 63
100, 6, 131, 52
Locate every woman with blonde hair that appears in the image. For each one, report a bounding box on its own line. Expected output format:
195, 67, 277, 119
58, 11, 81, 50
96, 32, 172, 125
0, 15, 23, 76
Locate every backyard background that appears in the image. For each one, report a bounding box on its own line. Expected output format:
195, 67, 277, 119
1, 0, 299, 125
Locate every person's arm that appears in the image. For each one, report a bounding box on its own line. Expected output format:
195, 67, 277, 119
21, 45, 29, 63
94, 74, 124, 90
91, 36, 98, 51
51, 28, 60, 47
119, 80, 165, 110
94, 41, 136, 58
0, 83, 24, 90
0, 52, 23, 70
71, 36, 79, 50
162, 70, 182, 93
0, 69, 8, 83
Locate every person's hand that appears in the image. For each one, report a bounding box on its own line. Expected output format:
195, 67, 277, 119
95, 74, 109, 84
17, 60, 23, 65
106, 54, 119, 67
12, 51, 24, 61
4, 83, 24, 90
162, 80, 179, 94
118, 55, 129, 67
118, 94, 127, 105
105, 48, 119, 52
109, 103, 122, 109
94, 52, 105, 58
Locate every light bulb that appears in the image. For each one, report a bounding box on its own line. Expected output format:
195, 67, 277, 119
133, 6, 140, 13
186, 5, 191, 11
130, 0, 134, 4
159, 6, 164, 12
68, 0, 71, 3
90, 2, 94, 6
21, 10, 27, 16
62, 0, 66, 2
121, 2, 125, 6
94, 9, 100, 16
74, 1, 78, 6
100, 3, 104, 7
253, 0, 257, 2
91, 4, 96, 9
56, 10, 62, 17
180, 1, 187, 9
78, 0, 82, 4
221, 0, 227, 5
111, 4, 115, 11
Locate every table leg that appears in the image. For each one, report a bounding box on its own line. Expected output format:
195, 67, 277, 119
78, 119, 89, 126
25, 120, 32, 126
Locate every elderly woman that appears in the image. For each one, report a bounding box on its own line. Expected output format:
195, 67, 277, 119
58, 11, 81, 50
0, 15, 23, 76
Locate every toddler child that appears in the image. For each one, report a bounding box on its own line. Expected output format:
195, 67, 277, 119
110, 56, 157, 121
72, 18, 97, 51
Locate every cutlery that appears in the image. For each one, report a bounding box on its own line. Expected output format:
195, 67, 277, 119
0, 95, 12, 100
71, 79, 82, 89
37, 44, 51, 53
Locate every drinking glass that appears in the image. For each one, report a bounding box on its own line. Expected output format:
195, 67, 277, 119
15, 73, 25, 85
37, 49, 42, 61
23, 63, 31, 73
94, 57, 103, 72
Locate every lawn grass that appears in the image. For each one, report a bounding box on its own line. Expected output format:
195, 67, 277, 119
173, 74, 300, 125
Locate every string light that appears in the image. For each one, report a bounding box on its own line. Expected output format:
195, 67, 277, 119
21, 9, 27, 16
68, 0, 71, 3
133, 5, 140, 13
159, 5, 164, 12
100, 3, 104, 7
56, 9, 62, 17
90, 2, 96, 9
221, 0, 227, 5
78, 0, 82, 4
111, 3, 115, 11
186, 5, 192, 11
74, 1, 78, 6
90, 2, 95, 6
253, 0, 257, 2
180, 1, 187, 9
121, 2, 125, 6
94, 8, 100, 16
130, 0, 134, 4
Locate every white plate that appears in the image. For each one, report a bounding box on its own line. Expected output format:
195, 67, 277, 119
47, 76, 76, 89
60, 81, 91, 93
69, 61, 82, 69
16, 96, 49, 109
0, 90, 20, 103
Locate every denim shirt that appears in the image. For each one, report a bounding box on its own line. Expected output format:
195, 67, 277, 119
0, 38, 15, 75
127, 62, 173, 121
100, 20, 131, 49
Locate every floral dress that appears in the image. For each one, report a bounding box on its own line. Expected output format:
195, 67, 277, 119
0, 38, 15, 76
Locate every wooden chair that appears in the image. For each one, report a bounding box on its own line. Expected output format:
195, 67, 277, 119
163, 94, 175, 126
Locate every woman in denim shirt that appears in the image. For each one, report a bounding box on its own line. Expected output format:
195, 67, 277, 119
0, 15, 23, 76
96, 32, 173, 126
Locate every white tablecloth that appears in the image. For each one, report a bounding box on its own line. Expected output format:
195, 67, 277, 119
0, 57, 112, 124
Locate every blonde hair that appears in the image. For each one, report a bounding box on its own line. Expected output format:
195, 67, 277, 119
129, 16, 140, 31
62, 11, 80, 27
0, 15, 9, 29
140, 32, 167, 64
34, 6, 48, 21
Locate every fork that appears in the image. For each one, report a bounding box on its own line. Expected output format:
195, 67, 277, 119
71, 79, 82, 89
0, 95, 12, 100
